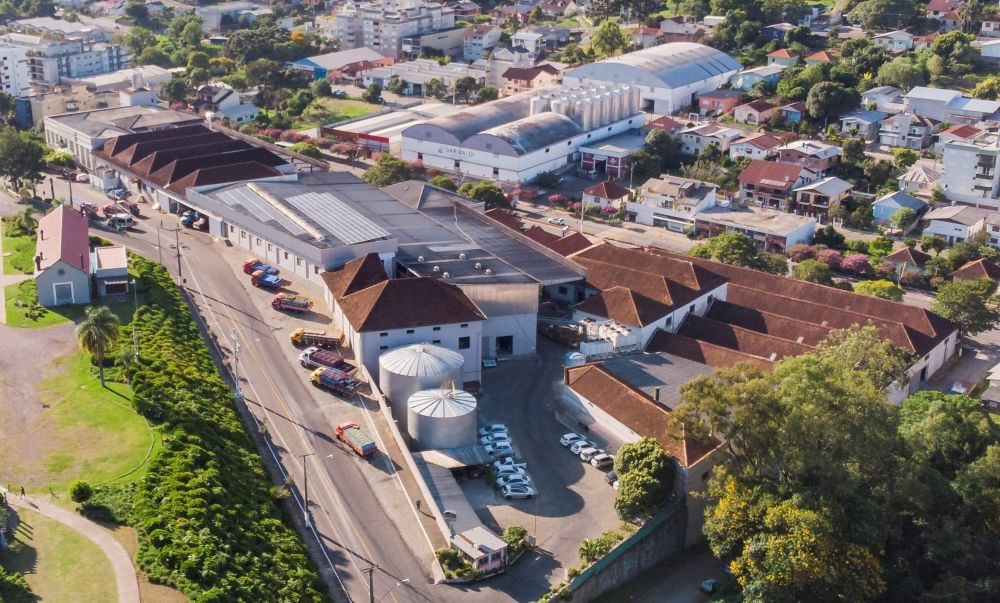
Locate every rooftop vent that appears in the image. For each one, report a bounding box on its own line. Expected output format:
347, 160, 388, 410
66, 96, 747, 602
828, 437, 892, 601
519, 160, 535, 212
433, 265, 441, 272
484, 268, 493, 275
458, 252, 467, 260
474, 262, 482, 269
417, 255, 425, 262
443, 271, 450, 278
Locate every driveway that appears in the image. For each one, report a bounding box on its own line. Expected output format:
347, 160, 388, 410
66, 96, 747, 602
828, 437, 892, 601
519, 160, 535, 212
596, 545, 727, 603
927, 328, 1000, 394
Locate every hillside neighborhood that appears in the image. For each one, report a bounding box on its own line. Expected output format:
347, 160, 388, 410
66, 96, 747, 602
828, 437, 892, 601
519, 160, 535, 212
1, 1, 1000, 603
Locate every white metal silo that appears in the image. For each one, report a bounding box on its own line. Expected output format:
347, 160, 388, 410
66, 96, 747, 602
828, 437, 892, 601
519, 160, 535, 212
551, 98, 568, 116
611, 89, 624, 122
407, 388, 478, 450
378, 343, 464, 432
629, 85, 641, 114
581, 99, 594, 130
530, 96, 547, 116
599, 93, 612, 126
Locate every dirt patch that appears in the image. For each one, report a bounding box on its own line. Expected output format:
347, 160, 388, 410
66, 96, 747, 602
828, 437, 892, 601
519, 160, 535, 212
0, 323, 76, 484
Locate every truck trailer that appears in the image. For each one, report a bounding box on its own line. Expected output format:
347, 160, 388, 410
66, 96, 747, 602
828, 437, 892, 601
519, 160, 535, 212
297, 346, 355, 373
335, 421, 376, 457
289, 328, 341, 348
272, 293, 312, 313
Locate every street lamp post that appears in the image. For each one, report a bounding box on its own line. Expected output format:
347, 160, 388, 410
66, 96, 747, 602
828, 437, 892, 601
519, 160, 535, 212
301, 452, 316, 528
131, 278, 139, 361
231, 328, 242, 402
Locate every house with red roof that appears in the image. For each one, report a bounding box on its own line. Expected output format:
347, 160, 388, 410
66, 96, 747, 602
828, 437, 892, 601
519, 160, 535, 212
766, 48, 800, 67
501, 64, 561, 97
729, 132, 783, 160
34, 205, 92, 306
738, 160, 812, 210
934, 123, 981, 155
952, 258, 1000, 282
804, 50, 834, 65
733, 100, 777, 124
582, 180, 632, 211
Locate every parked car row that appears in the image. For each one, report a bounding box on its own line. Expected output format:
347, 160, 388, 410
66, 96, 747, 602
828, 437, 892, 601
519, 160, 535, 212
480, 423, 537, 500
561, 432, 615, 475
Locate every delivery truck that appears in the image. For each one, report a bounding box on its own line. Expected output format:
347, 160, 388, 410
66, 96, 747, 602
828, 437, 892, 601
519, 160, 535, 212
251, 270, 282, 289
312, 368, 363, 396
297, 346, 355, 373
289, 328, 341, 348
242, 258, 279, 275
272, 293, 312, 313
335, 421, 377, 457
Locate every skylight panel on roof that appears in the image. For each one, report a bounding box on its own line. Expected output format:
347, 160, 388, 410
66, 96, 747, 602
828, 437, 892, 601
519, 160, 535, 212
286, 192, 391, 245
220, 188, 306, 237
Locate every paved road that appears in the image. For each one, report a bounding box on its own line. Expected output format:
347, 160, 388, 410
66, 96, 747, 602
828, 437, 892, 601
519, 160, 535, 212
2, 488, 141, 603
6, 180, 534, 603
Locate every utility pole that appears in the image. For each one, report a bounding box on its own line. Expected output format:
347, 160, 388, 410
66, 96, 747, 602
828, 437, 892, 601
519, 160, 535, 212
156, 221, 163, 265
160, 222, 182, 280
363, 563, 377, 603
131, 278, 139, 360
301, 452, 316, 528
231, 328, 242, 402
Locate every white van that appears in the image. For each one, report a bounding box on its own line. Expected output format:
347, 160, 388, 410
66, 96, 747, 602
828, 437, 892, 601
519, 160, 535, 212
106, 213, 134, 230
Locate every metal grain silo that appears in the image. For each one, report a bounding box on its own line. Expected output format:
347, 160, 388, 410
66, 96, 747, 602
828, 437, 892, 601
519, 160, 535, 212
530, 96, 547, 116
378, 343, 464, 431
407, 388, 478, 450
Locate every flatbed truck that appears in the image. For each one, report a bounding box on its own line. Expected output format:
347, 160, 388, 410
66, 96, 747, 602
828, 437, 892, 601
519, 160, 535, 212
289, 328, 341, 348
251, 270, 282, 289
335, 421, 376, 457
298, 346, 355, 373
272, 293, 312, 313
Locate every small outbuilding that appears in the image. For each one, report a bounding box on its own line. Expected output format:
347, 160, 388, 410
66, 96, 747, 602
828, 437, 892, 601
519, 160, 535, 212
34, 205, 91, 307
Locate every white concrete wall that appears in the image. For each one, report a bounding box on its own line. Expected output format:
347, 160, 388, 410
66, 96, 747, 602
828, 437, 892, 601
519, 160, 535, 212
459, 282, 538, 359
924, 219, 982, 244
353, 321, 484, 384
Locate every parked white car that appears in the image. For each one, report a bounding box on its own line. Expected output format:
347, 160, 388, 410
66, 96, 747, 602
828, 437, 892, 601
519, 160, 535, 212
579, 446, 603, 461
478, 424, 508, 437
492, 459, 527, 472
501, 484, 537, 499
495, 466, 528, 479
569, 440, 594, 454
480, 432, 512, 446
547, 217, 566, 226
496, 474, 532, 489
485, 441, 514, 455
590, 453, 614, 469
560, 433, 584, 447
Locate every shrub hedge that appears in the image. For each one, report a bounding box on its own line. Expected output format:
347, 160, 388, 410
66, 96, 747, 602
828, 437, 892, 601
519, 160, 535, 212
121, 257, 327, 602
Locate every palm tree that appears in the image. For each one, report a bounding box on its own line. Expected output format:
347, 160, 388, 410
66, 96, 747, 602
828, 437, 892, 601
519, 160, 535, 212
76, 306, 120, 387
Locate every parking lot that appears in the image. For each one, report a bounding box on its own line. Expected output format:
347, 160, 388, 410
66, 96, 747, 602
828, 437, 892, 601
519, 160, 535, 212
459, 337, 622, 591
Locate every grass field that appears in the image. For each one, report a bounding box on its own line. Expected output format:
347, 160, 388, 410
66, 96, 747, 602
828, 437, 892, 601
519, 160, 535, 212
0, 352, 159, 492
4, 281, 142, 329
2, 230, 34, 275
0, 506, 117, 603
294, 97, 381, 128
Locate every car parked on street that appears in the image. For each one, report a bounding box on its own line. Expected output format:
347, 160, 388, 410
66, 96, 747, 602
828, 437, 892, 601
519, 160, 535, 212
590, 453, 614, 470
480, 432, 512, 446
579, 446, 604, 461
485, 441, 514, 456
495, 466, 528, 479
604, 470, 618, 486
492, 459, 527, 472
548, 217, 566, 226
496, 474, 532, 489
569, 440, 594, 454
501, 484, 537, 499
560, 432, 584, 446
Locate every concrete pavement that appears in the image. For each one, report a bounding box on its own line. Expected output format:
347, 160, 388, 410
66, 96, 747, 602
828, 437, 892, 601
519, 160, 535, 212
2, 488, 141, 603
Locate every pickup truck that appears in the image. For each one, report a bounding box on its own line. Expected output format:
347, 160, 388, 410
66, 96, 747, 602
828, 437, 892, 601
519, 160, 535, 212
180, 210, 198, 227
251, 270, 282, 289
298, 346, 355, 373
289, 328, 340, 348
242, 258, 279, 275
335, 421, 376, 457
272, 293, 312, 313
103, 201, 140, 218
312, 368, 363, 396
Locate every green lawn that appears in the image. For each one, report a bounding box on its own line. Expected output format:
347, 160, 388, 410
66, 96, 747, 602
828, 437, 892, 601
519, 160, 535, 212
294, 97, 381, 128
4, 281, 141, 329
2, 231, 34, 275
0, 351, 159, 493
0, 506, 117, 603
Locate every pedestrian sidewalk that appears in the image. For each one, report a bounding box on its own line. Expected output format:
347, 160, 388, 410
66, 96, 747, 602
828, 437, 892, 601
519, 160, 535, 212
1, 487, 141, 603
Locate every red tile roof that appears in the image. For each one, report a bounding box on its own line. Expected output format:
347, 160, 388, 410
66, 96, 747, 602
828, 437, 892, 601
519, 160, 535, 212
952, 258, 1000, 282
678, 314, 813, 361
502, 64, 560, 81
885, 246, 932, 268
705, 301, 832, 346
768, 49, 799, 58
564, 363, 722, 467
941, 124, 981, 138
736, 132, 783, 150
484, 208, 521, 230
336, 276, 485, 332
740, 100, 776, 112
35, 205, 90, 274
321, 253, 388, 300
738, 160, 802, 191
522, 225, 561, 246
643, 115, 684, 133
806, 50, 834, 62
575, 286, 673, 327
584, 180, 632, 200
546, 232, 592, 256
645, 329, 774, 370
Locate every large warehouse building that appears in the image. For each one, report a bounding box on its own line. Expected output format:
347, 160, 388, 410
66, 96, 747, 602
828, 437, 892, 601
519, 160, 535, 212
561, 42, 741, 114
400, 84, 644, 183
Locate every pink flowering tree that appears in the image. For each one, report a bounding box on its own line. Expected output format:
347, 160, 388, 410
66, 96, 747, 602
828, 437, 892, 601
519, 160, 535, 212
788, 244, 817, 262
840, 254, 872, 275
817, 248, 843, 270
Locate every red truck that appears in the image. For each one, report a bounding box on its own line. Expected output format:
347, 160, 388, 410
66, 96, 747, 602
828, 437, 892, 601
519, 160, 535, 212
335, 421, 377, 457
243, 259, 279, 275
272, 293, 312, 313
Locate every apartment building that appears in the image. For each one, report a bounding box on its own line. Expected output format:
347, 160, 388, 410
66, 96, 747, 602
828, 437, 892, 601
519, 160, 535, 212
0, 45, 30, 96
940, 132, 1000, 208
463, 24, 501, 61
336, 0, 456, 59
2, 33, 129, 85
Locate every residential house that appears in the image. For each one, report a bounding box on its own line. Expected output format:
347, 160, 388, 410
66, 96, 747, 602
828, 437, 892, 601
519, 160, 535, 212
451, 526, 506, 573
878, 113, 937, 150
659, 18, 705, 43
739, 160, 812, 210
804, 50, 834, 65
729, 132, 783, 161
680, 123, 741, 155
766, 49, 800, 67
874, 30, 914, 52
286, 48, 392, 81
792, 176, 853, 219
904, 86, 1000, 124
582, 180, 632, 211
34, 205, 94, 307
643, 115, 684, 138
631, 26, 665, 48
986, 214, 1000, 248
628, 175, 717, 230
926, 0, 962, 21
897, 166, 941, 194
511, 31, 544, 58
862, 85, 903, 113
777, 140, 840, 174
191, 82, 258, 125
762, 22, 796, 42
778, 101, 807, 123
697, 89, 742, 116
922, 205, 988, 245
884, 246, 933, 275
840, 110, 886, 141
952, 258, 1000, 281
463, 24, 501, 61
935, 123, 981, 155
453, 1, 482, 17
982, 13, 1000, 38
913, 32, 939, 51
519, 25, 571, 52
939, 131, 1000, 207
982, 40, 1000, 63
733, 100, 777, 124
501, 64, 560, 96
539, 0, 577, 18
693, 206, 816, 251
730, 64, 784, 92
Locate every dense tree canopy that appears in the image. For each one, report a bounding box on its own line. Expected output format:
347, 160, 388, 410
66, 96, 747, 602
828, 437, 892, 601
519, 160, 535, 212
363, 154, 413, 187
931, 279, 1000, 335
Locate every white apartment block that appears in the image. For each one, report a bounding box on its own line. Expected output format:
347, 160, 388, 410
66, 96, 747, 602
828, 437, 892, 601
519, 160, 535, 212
0, 45, 30, 96
335, 0, 456, 59
2, 33, 129, 85
940, 132, 1000, 209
